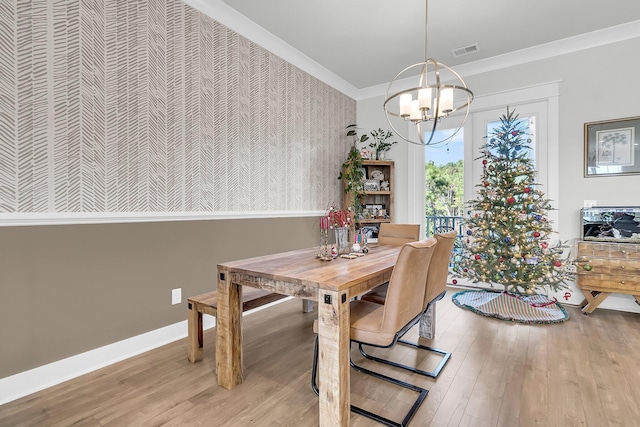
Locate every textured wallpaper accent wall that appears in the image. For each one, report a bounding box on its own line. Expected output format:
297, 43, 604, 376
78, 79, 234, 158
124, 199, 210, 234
0, 0, 355, 214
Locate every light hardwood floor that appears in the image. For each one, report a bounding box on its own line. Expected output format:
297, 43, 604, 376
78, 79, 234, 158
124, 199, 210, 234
2, 288, 640, 426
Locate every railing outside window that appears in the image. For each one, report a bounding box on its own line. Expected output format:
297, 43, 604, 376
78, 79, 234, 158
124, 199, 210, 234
425, 215, 464, 237
426, 215, 465, 268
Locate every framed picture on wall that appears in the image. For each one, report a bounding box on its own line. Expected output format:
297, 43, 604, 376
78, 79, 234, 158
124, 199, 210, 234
584, 116, 640, 177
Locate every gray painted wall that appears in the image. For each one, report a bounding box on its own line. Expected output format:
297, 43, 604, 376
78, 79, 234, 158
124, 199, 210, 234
0, 217, 319, 378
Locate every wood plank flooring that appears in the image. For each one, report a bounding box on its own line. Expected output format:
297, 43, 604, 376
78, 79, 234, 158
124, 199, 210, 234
2, 288, 640, 426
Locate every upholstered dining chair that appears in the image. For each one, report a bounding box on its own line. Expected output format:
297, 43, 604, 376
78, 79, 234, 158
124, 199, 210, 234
311, 238, 437, 427
359, 230, 458, 378
357, 222, 420, 305
356, 222, 420, 305
359, 222, 430, 305
377, 223, 421, 246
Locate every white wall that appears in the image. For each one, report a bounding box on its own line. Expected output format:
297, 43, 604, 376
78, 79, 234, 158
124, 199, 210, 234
357, 37, 640, 312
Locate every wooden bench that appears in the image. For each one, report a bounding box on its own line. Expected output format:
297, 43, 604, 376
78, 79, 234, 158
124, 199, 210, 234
187, 288, 288, 363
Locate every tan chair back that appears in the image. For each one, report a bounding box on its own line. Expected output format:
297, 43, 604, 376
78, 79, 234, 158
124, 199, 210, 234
423, 230, 457, 307
378, 238, 437, 340
378, 223, 421, 246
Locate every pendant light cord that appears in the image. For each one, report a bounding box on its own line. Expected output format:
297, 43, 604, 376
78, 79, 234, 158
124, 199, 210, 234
424, 0, 429, 61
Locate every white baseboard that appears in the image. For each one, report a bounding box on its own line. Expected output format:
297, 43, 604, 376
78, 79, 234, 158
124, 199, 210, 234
0, 297, 292, 406
597, 293, 640, 313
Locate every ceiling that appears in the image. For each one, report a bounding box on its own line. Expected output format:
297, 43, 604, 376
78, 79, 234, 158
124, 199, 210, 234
216, 0, 640, 90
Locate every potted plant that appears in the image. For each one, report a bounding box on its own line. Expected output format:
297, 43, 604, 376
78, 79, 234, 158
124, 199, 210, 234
339, 124, 368, 219
368, 128, 397, 160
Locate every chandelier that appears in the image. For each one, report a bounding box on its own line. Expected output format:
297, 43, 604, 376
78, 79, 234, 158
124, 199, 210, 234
383, 0, 474, 146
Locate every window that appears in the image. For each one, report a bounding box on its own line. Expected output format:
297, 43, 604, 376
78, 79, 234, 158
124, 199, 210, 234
486, 115, 536, 168
469, 99, 553, 205
424, 128, 464, 232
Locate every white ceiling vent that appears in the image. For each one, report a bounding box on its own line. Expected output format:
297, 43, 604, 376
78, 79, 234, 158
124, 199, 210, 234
452, 43, 480, 58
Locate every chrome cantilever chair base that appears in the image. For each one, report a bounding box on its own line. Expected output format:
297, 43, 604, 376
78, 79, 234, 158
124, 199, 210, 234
311, 337, 428, 427
358, 291, 452, 379
358, 340, 451, 379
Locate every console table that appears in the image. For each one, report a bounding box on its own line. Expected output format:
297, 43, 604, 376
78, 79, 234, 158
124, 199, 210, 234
575, 240, 640, 314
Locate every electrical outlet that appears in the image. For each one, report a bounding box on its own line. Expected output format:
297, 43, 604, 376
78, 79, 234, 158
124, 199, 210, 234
583, 200, 597, 208
171, 288, 182, 305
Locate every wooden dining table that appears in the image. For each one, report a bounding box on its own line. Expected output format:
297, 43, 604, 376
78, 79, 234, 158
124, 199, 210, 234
215, 244, 402, 426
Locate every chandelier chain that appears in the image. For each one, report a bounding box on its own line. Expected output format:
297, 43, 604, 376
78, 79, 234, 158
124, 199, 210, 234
424, 0, 428, 61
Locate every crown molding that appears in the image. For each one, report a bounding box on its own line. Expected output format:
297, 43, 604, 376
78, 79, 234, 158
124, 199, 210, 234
356, 20, 640, 100
183, 3, 640, 103
183, 0, 359, 99
452, 20, 640, 82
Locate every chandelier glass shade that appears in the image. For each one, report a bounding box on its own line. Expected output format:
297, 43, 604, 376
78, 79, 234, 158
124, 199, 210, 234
383, 0, 474, 146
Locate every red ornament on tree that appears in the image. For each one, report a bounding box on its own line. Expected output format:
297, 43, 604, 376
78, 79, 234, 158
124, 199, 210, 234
452, 279, 458, 285
483, 181, 490, 187
533, 231, 541, 238
474, 254, 481, 260
511, 130, 518, 136
524, 187, 531, 193
482, 159, 488, 165
554, 260, 562, 267
507, 197, 515, 204
541, 241, 549, 249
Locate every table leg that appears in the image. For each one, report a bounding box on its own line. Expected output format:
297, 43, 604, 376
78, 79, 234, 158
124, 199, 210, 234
216, 269, 243, 389
580, 289, 611, 314
317, 289, 350, 427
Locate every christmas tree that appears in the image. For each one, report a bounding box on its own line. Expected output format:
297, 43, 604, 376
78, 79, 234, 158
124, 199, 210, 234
453, 108, 572, 295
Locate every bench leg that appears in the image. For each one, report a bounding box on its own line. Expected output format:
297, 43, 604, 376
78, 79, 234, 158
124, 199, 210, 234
188, 303, 204, 363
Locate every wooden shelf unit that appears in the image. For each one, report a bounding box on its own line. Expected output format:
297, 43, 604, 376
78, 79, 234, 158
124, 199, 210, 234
345, 160, 394, 227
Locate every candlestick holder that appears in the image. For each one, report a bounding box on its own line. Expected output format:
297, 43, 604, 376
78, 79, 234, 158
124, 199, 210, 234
317, 228, 331, 261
